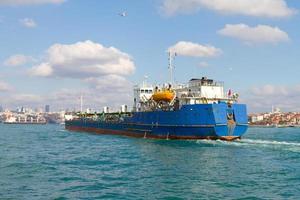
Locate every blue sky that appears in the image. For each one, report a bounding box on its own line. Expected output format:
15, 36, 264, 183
0, 0, 300, 112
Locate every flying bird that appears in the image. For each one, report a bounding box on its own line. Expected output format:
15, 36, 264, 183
118, 12, 127, 17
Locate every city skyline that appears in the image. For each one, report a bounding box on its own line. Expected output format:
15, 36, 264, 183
0, 0, 300, 112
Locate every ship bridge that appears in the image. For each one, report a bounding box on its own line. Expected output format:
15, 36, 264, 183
133, 82, 154, 112
174, 77, 231, 105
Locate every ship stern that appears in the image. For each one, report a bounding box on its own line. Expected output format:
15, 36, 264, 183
212, 103, 248, 141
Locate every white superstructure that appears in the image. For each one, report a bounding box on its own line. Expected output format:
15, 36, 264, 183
175, 77, 229, 105
133, 82, 154, 111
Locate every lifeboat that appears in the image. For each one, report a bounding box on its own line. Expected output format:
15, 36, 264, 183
152, 89, 175, 103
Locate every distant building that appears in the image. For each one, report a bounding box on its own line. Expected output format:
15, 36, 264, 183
0, 105, 3, 112
251, 115, 264, 123
17, 107, 33, 114
45, 105, 50, 113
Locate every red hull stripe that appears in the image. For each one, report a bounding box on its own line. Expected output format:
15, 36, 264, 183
65, 126, 240, 141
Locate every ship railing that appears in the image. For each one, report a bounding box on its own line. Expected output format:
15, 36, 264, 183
186, 81, 224, 87
173, 82, 225, 90
178, 96, 237, 103
136, 81, 225, 91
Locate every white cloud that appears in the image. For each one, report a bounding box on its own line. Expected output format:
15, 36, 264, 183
9, 94, 43, 104
0, 90, 81, 111
161, 0, 296, 18
48, 87, 131, 111
0, 81, 13, 92
0, 0, 65, 6
19, 18, 37, 28
13, 40, 136, 110
82, 75, 133, 108
85, 75, 132, 93
218, 24, 289, 45
4, 54, 33, 66
29, 63, 53, 77
168, 41, 222, 57
243, 84, 300, 112
251, 84, 289, 96
29, 40, 135, 78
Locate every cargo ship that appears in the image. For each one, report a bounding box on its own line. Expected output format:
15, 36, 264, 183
65, 54, 248, 141
4, 115, 47, 124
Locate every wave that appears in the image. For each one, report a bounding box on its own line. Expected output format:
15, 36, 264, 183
196, 139, 300, 152
240, 139, 300, 147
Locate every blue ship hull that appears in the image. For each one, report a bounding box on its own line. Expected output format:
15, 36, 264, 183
65, 103, 248, 140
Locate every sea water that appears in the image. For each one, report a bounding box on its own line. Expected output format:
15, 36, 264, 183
0, 124, 299, 199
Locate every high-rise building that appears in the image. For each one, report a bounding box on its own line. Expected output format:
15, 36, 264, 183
0, 105, 3, 112
45, 105, 50, 113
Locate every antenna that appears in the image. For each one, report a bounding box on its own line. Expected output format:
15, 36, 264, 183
143, 75, 148, 87
168, 51, 176, 85
80, 95, 83, 113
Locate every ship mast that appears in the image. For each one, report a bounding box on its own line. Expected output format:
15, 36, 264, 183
168, 51, 176, 85
80, 95, 83, 113
143, 75, 148, 87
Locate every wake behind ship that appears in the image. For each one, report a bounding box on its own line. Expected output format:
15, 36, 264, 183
65, 55, 248, 140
